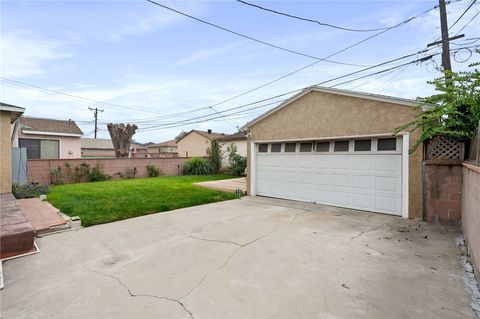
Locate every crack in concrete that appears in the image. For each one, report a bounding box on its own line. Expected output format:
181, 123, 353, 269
180, 210, 306, 300
87, 268, 194, 319
187, 235, 243, 247
350, 223, 385, 241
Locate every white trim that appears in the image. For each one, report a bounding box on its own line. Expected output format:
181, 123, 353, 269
250, 141, 257, 196
21, 130, 83, 137
401, 132, 410, 218
252, 132, 399, 144
243, 86, 424, 129
0, 104, 25, 113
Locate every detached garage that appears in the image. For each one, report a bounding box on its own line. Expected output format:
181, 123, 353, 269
244, 86, 425, 219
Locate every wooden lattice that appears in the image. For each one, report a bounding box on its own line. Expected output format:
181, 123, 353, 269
426, 136, 464, 160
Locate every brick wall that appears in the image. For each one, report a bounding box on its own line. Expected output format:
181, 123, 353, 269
27, 157, 191, 185
424, 159, 463, 225
462, 162, 480, 274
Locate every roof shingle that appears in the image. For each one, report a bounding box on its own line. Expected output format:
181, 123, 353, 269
20, 116, 83, 135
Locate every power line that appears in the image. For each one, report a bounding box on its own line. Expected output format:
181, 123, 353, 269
0, 77, 166, 115
236, 0, 429, 32
449, 0, 477, 30
108, 1, 439, 125
137, 45, 477, 132
454, 10, 480, 35
145, 0, 377, 66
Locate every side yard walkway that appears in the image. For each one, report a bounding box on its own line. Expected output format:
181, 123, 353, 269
193, 177, 246, 193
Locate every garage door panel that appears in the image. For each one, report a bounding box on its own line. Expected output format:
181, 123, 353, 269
256, 148, 402, 216
352, 175, 373, 189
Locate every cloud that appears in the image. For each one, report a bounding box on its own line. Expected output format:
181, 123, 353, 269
176, 43, 239, 66
0, 33, 72, 77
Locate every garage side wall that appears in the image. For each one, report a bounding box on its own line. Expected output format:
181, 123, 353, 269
246, 90, 423, 218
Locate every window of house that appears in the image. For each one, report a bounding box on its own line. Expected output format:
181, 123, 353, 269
377, 138, 397, 151
19, 139, 59, 159
271, 143, 281, 152
315, 142, 330, 152
299, 142, 313, 152
284, 143, 297, 152
258, 144, 268, 152
354, 139, 371, 151
334, 140, 349, 152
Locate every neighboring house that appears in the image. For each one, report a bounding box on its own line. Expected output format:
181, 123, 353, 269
176, 130, 225, 157
243, 86, 426, 219
0, 103, 25, 193
217, 131, 247, 168
81, 138, 115, 157
147, 139, 177, 154
13, 116, 83, 159
81, 137, 148, 158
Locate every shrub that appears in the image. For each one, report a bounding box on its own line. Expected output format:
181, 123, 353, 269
227, 144, 247, 176
118, 167, 136, 179
146, 164, 161, 177
183, 157, 213, 175
50, 167, 64, 185
12, 183, 48, 199
87, 165, 110, 182
206, 140, 223, 174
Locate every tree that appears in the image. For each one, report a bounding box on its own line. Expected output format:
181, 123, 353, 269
175, 130, 188, 140
396, 55, 480, 152
107, 123, 138, 158
206, 139, 223, 173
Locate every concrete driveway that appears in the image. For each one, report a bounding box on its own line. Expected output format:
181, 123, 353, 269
1, 197, 472, 319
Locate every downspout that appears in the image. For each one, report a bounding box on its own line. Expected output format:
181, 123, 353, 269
11, 118, 19, 146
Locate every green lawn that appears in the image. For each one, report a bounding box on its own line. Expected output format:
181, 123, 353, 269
47, 175, 238, 227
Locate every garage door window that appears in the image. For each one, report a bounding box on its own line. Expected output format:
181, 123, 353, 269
258, 144, 268, 152
284, 143, 297, 152
271, 143, 282, 152
316, 142, 330, 152
334, 140, 349, 152
377, 138, 397, 151
299, 142, 313, 152
354, 139, 371, 151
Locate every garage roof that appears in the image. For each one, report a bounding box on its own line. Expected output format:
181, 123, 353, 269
243, 86, 424, 129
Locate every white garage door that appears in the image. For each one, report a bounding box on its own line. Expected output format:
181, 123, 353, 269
255, 137, 403, 216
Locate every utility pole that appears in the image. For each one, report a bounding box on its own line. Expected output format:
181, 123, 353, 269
88, 107, 104, 139
438, 0, 452, 72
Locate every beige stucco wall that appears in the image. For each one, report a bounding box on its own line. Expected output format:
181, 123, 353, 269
246, 90, 423, 218
0, 112, 12, 193
148, 146, 177, 154
462, 163, 480, 273
176, 132, 211, 157
220, 140, 247, 168
18, 131, 82, 159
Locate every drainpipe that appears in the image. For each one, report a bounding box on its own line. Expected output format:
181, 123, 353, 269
11, 119, 19, 146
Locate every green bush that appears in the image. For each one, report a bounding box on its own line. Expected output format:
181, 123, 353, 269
50, 167, 64, 185
118, 168, 136, 180
227, 144, 247, 176
12, 183, 48, 199
87, 165, 110, 182
146, 164, 161, 177
183, 157, 213, 175
206, 140, 223, 174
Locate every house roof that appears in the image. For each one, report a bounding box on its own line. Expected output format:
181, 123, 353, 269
242, 86, 424, 129
0, 102, 26, 123
216, 131, 247, 142
20, 116, 83, 136
176, 130, 226, 142
148, 139, 178, 148
81, 138, 113, 149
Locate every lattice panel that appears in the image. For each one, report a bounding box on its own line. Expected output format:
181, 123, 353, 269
426, 136, 464, 160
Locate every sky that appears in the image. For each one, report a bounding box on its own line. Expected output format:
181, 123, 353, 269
1, 0, 479, 143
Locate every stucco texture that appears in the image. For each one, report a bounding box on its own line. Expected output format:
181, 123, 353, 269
176, 132, 211, 157
220, 140, 247, 169
1, 112, 12, 193
246, 90, 423, 219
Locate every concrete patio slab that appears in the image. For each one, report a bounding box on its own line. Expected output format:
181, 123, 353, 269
0, 197, 473, 319
193, 177, 246, 193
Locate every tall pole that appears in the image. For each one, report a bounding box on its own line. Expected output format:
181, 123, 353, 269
439, 0, 452, 72
88, 107, 104, 139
